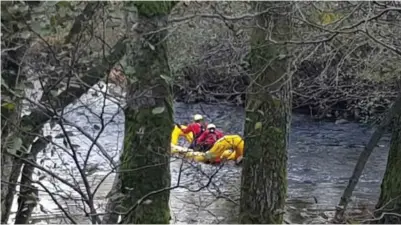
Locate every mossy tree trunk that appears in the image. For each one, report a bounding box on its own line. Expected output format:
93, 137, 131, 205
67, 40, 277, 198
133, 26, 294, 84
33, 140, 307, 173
239, 2, 293, 224
120, 1, 177, 224
333, 92, 401, 222
14, 138, 49, 224
373, 110, 401, 223
1, 68, 24, 225
1, 2, 30, 222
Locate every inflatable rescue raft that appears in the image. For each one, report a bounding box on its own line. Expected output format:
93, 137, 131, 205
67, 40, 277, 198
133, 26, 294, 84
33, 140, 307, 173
170, 125, 244, 163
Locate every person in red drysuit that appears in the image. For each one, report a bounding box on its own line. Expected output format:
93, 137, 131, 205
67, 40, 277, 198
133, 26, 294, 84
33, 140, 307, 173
196, 123, 224, 152
177, 114, 207, 149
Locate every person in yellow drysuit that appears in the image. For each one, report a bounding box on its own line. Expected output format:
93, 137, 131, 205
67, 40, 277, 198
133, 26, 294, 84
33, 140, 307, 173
204, 134, 244, 164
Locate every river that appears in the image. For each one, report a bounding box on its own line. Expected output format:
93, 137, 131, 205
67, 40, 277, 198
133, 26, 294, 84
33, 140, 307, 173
8, 84, 390, 224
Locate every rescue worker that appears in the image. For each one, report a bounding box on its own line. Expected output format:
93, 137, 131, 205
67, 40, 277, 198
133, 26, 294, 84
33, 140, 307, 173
196, 123, 224, 152
176, 114, 207, 149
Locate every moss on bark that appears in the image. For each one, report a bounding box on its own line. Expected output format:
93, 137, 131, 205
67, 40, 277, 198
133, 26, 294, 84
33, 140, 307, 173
1, 4, 31, 221
239, 2, 292, 224
373, 112, 401, 224
119, 2, 174, 224
121, 107, 172, 224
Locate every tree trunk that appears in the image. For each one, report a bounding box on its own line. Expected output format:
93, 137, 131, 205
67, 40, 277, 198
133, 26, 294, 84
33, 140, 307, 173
1, 102, 35, 225
14, 137, 49, 224
101, 167, 122, 224
1, 136, 22, 225
239, 2, 293, 224
333, 92, 401, 223
119, 2, 177, 224
372, 108, 401, 223
1, 5, 28, 219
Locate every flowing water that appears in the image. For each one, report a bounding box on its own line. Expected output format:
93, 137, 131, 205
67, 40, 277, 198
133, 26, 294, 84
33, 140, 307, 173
170, 102, 390, 223
9, 85, 390, 224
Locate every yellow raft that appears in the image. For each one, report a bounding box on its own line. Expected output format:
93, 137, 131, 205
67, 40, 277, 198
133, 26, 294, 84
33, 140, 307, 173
170, 125, 244, 163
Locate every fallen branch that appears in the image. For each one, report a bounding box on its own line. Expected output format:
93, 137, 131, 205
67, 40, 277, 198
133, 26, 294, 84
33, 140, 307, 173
333, 90, 401, 223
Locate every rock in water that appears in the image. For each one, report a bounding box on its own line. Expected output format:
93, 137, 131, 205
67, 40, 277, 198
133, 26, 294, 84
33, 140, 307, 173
335, 119, 348, 124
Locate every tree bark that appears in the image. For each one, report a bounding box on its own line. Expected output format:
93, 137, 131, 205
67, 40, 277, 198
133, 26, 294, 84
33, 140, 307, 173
333, 91, 401, 223
239, 2, 293, 224
119, 2, 177, 224
1, 118, 23, 225
1, 3, 29, 221
14, 137, 49, 224
372, 104, 401, 224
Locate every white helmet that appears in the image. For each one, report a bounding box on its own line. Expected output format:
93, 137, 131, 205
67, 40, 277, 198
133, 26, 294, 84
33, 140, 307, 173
193, 114, 203, 121
207, 124, 216, 129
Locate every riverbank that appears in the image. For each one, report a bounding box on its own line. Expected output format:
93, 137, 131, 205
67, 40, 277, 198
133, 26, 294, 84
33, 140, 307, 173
173, 68, 398, 126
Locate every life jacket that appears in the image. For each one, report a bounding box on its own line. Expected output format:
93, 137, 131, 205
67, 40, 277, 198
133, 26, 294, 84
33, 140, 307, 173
195, 122, 207, 139
201, 131, 220, 146
200, 123, 206, 133
209, 132, 218, 142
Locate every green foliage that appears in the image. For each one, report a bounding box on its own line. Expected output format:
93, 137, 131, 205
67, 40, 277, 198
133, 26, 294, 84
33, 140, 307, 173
54, 1, 72, 10
1, 102, 16, 111
133, 1, 178, 17
1, 76, 19, 113
5, 136, 23, 155
1, 1, 84, 42
152, 106, 166, 114
254, 121, 262, 130
1, 1, 31, 40
319, 12, 341, 25
32, 1, 79, 35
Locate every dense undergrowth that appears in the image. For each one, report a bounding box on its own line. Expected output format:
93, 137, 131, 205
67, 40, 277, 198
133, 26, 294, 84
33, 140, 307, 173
172, 58, 398, 125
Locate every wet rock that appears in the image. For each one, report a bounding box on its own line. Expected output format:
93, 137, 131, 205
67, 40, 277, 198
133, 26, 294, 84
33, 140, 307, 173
300, 212, 310, 218
335, 119, 348, 124
302, 180, 314, 184
305, 216, 328, 224
320, 211, 334, 219
353, 209, 363, 214
283, 214, 292, 224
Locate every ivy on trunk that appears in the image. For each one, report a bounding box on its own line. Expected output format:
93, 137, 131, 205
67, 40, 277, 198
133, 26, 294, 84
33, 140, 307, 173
373, 109, 401, 224
239, 2, 293, 224
119, 1, 177, 224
